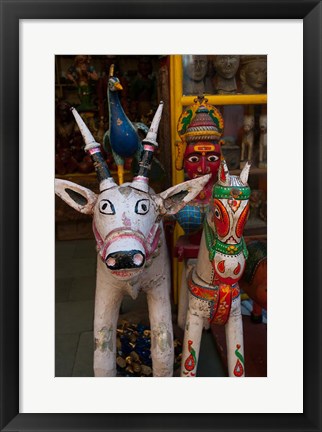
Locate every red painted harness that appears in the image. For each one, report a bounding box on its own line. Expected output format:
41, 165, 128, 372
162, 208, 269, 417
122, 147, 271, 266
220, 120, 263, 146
188, 271, 239, 325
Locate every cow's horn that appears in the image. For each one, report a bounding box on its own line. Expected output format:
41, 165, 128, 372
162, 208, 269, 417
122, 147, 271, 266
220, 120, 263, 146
71, 107, 116, 190
131, 101, 163, 192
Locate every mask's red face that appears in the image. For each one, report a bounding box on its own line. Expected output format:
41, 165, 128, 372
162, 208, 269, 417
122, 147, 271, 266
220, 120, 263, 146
183, 142, 221, 180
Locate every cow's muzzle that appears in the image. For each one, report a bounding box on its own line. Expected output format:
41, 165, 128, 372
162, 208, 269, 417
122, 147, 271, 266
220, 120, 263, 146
105, 250, 145, 270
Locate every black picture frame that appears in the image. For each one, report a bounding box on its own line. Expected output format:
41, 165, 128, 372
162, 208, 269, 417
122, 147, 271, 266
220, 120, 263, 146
1, 1, 321, 431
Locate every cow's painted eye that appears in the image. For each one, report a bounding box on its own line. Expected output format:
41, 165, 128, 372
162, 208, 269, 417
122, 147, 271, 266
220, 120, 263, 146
99, 199, 115, 215
135, 199, 150, 215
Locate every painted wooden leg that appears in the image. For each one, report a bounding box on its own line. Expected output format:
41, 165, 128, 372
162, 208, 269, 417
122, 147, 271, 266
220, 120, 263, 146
177, 260, 189, 330
181, 305, 204, 377
93, 260, 123, 377
225, 294, 245, 377
146, 281, 174, 377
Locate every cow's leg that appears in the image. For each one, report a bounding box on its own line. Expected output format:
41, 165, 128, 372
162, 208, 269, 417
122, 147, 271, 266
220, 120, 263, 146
146, 280, 174, 377
180, 304, 203, 377
93, 261, 123, 377
225, 293, 245, 377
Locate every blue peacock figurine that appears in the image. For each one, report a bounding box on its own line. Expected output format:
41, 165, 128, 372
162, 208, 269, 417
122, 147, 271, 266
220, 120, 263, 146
103, 65, 149, 184
103, 64, 165, 185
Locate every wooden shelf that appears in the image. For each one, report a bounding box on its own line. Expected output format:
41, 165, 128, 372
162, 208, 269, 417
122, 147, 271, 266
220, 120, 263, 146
230, 167, 267, 176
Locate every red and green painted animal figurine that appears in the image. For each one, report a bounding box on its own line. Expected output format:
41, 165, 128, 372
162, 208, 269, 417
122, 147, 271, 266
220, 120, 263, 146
181, 159, 251, 377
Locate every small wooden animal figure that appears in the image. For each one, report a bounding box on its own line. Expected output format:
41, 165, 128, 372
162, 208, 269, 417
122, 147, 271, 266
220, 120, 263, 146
240, 113, 254, 167
212, 55, 240, 95
55, 103, 211, 377
259, 113, 267, 168
181, 160, 251, 377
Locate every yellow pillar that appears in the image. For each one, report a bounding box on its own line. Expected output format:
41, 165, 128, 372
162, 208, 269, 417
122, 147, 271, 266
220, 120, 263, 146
170, 55, 184, 305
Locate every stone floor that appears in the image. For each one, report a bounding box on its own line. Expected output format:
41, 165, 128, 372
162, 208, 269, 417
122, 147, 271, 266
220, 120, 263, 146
55, 239, 226, 377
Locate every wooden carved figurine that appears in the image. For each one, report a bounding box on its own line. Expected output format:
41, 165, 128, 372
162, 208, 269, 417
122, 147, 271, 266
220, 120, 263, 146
259, 112, 267, 168
182, 55, 209, 95
212, 55, 240, 95
239, 55, 267, 95
103, 65, 147, 185
175, 99, 224, 237
55, 103, 211, 377
240, 112, 255, 168
181, 160, 251, 377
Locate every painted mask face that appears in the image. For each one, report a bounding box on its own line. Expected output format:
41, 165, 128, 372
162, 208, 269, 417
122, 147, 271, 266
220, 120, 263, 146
183, 142, 221, 181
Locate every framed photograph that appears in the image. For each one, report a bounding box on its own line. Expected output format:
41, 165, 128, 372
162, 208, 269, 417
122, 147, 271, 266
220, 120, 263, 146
1, 1, 321, 431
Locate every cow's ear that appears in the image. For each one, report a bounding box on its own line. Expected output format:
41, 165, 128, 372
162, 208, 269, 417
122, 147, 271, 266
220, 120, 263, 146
55, 179, 98, 215
155, 174, 211, 215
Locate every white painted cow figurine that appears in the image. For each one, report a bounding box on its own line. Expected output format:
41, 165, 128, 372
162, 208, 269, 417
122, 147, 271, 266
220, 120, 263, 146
181, 160, 251, 377
55, 103, 210, 377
